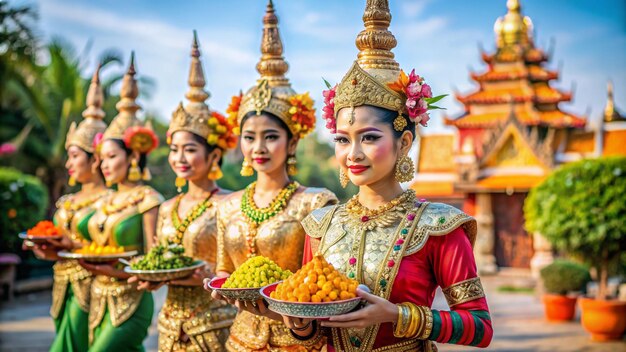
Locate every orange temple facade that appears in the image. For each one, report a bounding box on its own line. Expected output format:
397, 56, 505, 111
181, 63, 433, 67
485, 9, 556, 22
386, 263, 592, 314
411, 0, 626, 275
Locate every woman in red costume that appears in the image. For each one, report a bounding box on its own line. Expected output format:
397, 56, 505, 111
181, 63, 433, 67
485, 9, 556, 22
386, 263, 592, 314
282, 1, 493, 350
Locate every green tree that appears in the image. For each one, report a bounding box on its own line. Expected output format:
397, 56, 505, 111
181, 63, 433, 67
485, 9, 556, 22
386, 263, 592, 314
525, 157, 626, 300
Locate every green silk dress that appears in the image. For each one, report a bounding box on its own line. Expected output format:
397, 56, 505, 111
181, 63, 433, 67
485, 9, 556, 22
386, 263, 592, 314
86, 185, 163, 351
50, 190, 109, 352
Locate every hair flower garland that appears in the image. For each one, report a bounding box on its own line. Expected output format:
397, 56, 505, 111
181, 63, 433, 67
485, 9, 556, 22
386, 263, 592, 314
226, 92, 244, 135
387, 69, 446, 127
123, 126, 159, 154
322, 79, 337, 133
207, 111, 238, 150
287, 92, 316, 139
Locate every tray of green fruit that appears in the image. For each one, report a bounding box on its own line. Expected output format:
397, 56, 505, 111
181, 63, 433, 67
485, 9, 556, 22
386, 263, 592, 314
124, 244, 205, 282
208, 256, 291, 302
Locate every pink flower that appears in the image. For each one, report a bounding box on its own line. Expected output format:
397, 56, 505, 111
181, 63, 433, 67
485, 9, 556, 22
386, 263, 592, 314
0, 143, 17, 156
322, 85, 337, 133
407, 81, 422, 96
418, 113, 430, 127
407, 69, 421, 85
418, 98, 428, 111
406, 98, 417, 109
421, 84, 432, 98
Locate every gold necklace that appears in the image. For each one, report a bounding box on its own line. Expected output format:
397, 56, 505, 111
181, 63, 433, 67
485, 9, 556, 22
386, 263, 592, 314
170, 189, 217, 245
62, 190, 108, 231
240, 181, 299, 258
96, 187, 146, 233
345, 189, 415, 222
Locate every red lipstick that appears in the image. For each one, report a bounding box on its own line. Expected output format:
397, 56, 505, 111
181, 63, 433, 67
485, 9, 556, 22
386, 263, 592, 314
253, 158, 270, 164
348, 165, 369, 174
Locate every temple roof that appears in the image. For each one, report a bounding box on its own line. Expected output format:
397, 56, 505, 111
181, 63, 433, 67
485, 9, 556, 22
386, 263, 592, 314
446, 109, 585, 128
471, 66, 558, 82
456, 85, 571, 105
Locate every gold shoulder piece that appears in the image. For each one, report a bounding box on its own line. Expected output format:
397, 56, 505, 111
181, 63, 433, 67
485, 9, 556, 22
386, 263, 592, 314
405, 202, 477, 256
301, 204, 338, 239
442, 277, 485, 307
137, 186, 164, 214
303, 187, 339, 211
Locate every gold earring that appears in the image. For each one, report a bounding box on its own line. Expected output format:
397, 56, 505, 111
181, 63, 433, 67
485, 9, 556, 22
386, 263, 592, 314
142, 167, 152, 181
128, 159, 141, 181
68, 175, 76, 187
240, 159, 254, 177
394, 155, 415, 183
208, 162, 223, 180
287, 156, 297, 176
393, 114, 407, 132
339, 168, 349, 188
175, 177, 187, 192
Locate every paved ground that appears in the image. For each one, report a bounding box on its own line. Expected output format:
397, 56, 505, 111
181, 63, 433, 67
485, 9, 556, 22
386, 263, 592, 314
0, 275, 624, 352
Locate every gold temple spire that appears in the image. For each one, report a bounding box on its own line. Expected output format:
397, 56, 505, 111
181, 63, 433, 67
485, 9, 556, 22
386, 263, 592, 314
256, 0, 290, 87
82, 64, 105, 120
184, 30, 210, 117
604, 81, 625, 122
355, 0, 399, 72
494, 0, 533, 48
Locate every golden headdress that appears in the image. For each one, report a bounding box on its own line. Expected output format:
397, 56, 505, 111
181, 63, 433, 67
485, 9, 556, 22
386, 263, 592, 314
228, 0, 315, 139
323, 0, 443, 132
65, 64, 108, 153
168, 31, 237, 151
102, 52, 158, 155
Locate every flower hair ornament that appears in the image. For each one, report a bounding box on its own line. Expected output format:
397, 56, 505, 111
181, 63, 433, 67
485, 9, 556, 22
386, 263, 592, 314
123, 125, 159, 154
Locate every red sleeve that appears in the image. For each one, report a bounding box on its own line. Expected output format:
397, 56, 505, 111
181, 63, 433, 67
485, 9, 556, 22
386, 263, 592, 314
302, 235, 315, 266
427, 227, 493, 348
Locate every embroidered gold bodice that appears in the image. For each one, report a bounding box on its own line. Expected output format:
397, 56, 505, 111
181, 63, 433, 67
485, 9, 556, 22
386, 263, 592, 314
87, 185, 163, 342
156, 194, 236, 351
216, 187, 338, 274
50, 190, 109, 319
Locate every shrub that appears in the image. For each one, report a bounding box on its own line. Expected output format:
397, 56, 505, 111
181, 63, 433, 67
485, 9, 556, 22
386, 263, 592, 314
0, 167, 48, 253
541, 259, 591, 295
525, 157, 626, 300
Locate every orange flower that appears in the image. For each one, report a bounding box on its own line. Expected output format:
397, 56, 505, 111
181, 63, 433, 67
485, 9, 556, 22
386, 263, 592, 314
226, 92, 243, 133
287, 93, 316, 139
207, 111, 238, 150
7, 209, 16, 219
387, 69, 410, 94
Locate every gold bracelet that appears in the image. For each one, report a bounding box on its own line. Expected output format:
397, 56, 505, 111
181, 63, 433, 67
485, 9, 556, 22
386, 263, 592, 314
410, 304, 423, 339
420, 306, 434, 339
413, 306, 426, 338
393, 303, 410, 337
405, 303, 421, 338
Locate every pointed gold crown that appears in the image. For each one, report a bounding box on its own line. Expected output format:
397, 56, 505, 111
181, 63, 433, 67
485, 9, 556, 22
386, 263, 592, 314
169, 32, 238, 150
102, 52, 143, 141
169, 31, 212, 140
235, 0, 315, 139
65, 64, 108, 153
334, 0, 406, 116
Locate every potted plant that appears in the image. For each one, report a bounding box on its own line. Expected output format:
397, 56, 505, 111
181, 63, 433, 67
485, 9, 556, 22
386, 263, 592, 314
525, 157, 626, 341
540, 259, 591, 321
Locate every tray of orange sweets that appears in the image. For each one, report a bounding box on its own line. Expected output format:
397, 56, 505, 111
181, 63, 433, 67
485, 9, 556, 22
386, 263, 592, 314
261, 254, 361, 319
209, 256, 292, 302
58, 242, 138, 263
19, 220, 62, 244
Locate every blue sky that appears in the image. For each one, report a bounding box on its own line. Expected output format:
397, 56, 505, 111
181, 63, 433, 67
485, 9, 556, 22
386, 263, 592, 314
28, 0, 626, 136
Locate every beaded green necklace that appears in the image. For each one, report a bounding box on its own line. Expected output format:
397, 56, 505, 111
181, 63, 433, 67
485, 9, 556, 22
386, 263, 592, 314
170, 189, 218, 245
241, 181, 299, 257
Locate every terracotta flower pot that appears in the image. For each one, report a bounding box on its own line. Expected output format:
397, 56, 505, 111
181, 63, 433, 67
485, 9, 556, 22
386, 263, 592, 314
579, 297, 626, 341
542, 294, 577, 321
